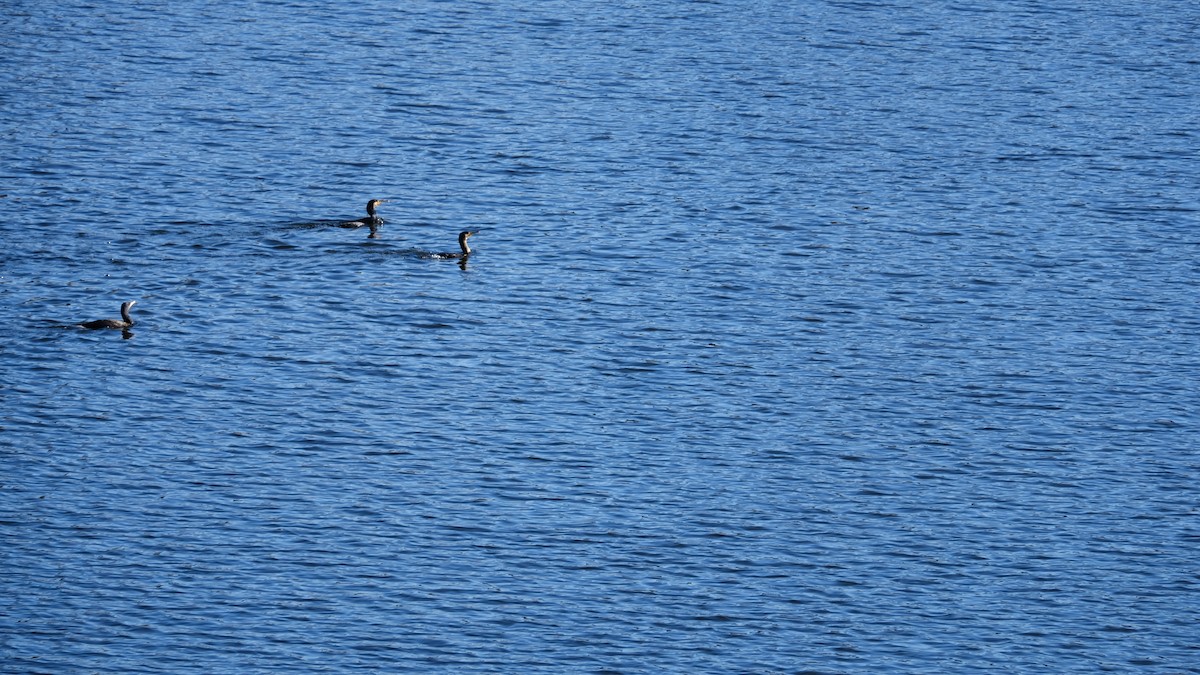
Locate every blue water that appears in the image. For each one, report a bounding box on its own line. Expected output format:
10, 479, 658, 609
2, 1, 1198, 672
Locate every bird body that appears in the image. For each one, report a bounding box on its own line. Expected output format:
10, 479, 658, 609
429, 231, 478, 259
80, 301, 136, 330
344, 199, 389, 228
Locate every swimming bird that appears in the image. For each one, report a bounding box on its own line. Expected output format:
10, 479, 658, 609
344, 199, 390, 228
79, 300, 136, 330
429, 231, 478, 259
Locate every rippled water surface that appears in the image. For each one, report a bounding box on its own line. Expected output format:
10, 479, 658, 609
2, 1, 1198, 672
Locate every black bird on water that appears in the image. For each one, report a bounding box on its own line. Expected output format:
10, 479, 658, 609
428, 231, 479, 259
79, 300, 136, 330
344, 199, 390, 228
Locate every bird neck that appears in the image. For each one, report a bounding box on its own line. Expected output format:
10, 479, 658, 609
459, 236, 471, 255
121, 305, 132, 324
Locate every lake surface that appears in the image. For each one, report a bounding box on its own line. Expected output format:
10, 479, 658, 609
2, 1, 1198, 672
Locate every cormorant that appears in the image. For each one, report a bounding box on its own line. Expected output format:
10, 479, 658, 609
344, 199, 390, 228
429, 231, 478, 259
79, 301, 136, 330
